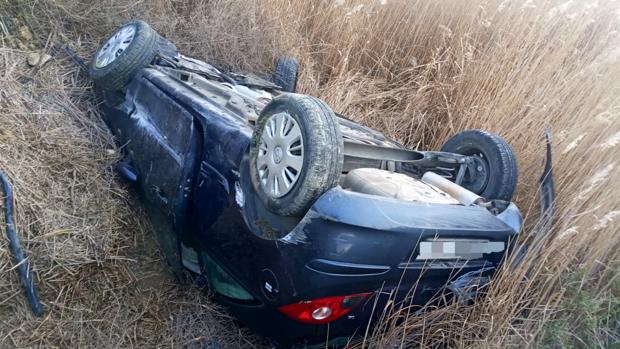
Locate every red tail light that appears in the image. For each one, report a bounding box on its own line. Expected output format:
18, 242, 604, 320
277, 292, 372, 324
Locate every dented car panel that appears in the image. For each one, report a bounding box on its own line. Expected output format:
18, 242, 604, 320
101, 64, 522, 346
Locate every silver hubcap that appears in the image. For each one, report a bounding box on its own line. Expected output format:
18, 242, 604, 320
257, 112, 304, 198
95, 25, 136, 68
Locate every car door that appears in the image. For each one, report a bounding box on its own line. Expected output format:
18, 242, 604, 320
114, 74, 200, 275
127, 78, 198, 214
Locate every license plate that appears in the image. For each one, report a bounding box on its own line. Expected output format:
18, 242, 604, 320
416, 239, 505, 260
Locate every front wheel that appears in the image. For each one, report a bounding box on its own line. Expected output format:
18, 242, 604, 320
90, 21, 158, 91
272, 56, 299, 93
90, 20, 177, 91
250, 94, 343, 216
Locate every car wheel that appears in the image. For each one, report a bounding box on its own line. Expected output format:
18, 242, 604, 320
250, 94, 343, 216
273, 56, 299, 93
90, 20, 174, 91
441, 130, 518, 202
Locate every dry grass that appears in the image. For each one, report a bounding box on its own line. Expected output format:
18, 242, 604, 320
1, 0, 619, 348
0, 7, 265, 349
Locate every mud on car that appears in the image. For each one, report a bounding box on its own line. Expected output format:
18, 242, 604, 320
90, 21, 522, 347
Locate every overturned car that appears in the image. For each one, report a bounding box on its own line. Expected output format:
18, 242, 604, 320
90, 21, 522, 347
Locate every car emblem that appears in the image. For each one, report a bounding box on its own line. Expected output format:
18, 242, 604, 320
273, 146, 284, 164
261, 269, 280, 300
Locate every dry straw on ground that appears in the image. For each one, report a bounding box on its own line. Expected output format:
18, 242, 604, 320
0, 8, 265, 349
1, 0, 619, 348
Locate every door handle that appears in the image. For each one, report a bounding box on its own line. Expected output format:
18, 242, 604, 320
116, 162, 138, 183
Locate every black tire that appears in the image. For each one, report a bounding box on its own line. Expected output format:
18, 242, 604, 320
273, 57, 299, 93
90, 20, 159, 91
250, 94, 343, 216
441, 130, 518, 201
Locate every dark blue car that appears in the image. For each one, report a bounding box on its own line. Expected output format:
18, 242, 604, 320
90, 21, 522, 347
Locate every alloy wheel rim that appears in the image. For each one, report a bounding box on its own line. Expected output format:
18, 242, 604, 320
95, 25, 136, 68
257, 112, 304, 198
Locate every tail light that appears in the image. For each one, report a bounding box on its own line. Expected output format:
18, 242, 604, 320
277, 292, 372, 324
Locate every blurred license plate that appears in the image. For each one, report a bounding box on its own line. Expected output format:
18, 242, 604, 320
416, 239, 504, 260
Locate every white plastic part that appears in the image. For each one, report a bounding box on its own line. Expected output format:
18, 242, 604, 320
343, 168, 459, 204
421, 171, 483, 206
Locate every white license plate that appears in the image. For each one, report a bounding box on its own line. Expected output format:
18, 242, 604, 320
416, 239, 505, 260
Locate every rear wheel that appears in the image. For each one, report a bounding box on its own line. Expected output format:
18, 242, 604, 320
250, 94, 343, 216
441, 130, 518, 201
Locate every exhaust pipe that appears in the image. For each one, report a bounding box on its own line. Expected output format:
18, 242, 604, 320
421, 171, 484, 206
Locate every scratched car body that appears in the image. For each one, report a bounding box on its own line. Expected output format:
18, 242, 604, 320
90, 21, 523, 347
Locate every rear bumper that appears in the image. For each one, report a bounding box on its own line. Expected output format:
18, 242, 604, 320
217, 259, 498, 347
275, 187, 518, 298
203, 187, 519, 346
217, 292, 376, 347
